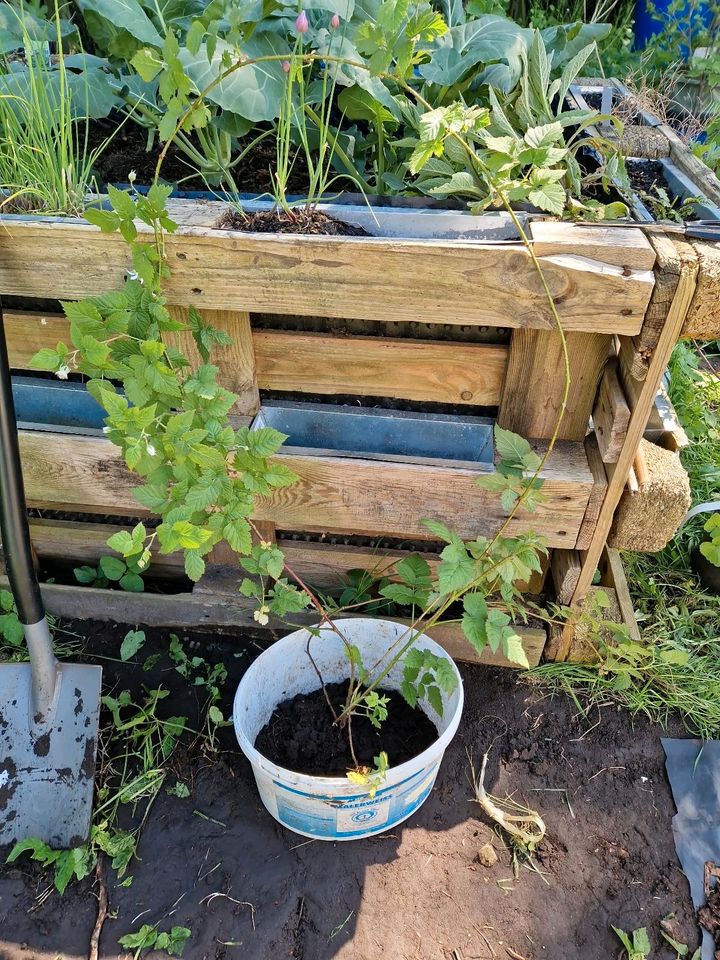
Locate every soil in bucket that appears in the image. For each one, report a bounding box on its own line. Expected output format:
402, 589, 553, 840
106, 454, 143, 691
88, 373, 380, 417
218, 207, 369, 236
254, 681, 438, 776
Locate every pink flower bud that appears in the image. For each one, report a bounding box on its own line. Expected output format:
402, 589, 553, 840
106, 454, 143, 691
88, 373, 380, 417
330, 12, 340, 27
282, 59, 291, 72
295, 10, 309, 33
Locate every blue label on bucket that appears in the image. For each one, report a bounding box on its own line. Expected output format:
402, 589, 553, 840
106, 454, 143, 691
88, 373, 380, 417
273, 762, 439, 838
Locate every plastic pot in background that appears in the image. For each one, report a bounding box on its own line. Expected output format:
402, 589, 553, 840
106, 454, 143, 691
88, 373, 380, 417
233, 619, 464, 841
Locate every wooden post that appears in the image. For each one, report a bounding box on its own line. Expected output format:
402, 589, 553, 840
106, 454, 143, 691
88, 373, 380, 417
165, 307, 260, 416
498, 330, 611, 440
557, 251, 699, 658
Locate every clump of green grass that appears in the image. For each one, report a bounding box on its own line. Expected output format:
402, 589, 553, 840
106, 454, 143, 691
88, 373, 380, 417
0, 4, 108, 215
531, 341, 720, 739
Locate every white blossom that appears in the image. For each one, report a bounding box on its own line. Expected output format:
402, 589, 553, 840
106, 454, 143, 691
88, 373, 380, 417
56, 364, 70, 380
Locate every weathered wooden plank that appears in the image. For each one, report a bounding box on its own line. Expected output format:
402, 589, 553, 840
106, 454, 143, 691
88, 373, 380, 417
5, 311, 507, 407
252, 446, 592, 547
0, 219, 653, 332
628, 234, 694, 379
23, 517, 548, 597
1, 574, 544, 667
166, 307, 259, 415
498, 330, 611, 440
593, 358, 630, 463
599, 547, 641, 643
575, 433, 608, 551
570, 252, 699, 604
253, 330, 508, 406
3, 310, 70, 369
529, 220, 657, 271
19, 431, 593, 548
24, 518, 180, 575
551, 549, 582, 605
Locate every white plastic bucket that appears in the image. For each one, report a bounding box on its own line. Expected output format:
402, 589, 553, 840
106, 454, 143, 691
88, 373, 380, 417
233, 618, 464, 840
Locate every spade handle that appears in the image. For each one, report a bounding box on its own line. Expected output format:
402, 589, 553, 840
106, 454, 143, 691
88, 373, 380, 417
0, 299, 58, 719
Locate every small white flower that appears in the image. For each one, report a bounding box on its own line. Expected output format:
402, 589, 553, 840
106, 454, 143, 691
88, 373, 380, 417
40, 317, 47, 326
146, 443, 156, 457
56, 364, 70, 380
253, 607, 270, 626
102, 426, 110, 434
128, 170, 137, 184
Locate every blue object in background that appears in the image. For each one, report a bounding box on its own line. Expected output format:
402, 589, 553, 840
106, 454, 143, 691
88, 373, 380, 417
633, 0, 712, 50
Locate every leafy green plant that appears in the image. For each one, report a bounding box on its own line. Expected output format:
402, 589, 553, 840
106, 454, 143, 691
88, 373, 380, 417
0, 1, 114, 214
119, 923, 191, 959
74, 551, 147, 592
5, 838, 93, 893
612, 926, 651, 960
168, 633, 229, 747
699, 512, 720, 567
638, 184, 701, 224
0, 587, 24, 650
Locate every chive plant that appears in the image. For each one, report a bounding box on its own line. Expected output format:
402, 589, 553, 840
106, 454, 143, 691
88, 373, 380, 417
0, 5, 109, 216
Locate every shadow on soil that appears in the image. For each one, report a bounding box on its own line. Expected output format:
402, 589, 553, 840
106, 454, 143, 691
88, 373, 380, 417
0, 621, 697, 960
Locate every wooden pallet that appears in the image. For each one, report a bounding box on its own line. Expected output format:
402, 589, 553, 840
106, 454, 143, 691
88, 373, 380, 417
0, 199, 710, 663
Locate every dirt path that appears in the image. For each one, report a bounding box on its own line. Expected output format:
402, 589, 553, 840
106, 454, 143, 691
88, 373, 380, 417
0, 622, 696, 960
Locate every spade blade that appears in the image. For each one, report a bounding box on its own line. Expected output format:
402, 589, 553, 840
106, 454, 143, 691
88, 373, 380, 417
0, 662, 102, 848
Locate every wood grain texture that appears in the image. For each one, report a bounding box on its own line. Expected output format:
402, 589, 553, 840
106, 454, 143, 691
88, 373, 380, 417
593, 358, 631, 463
570, 253, 699, 605
253, 330, 508, 405
165, 307, 259, 415
599, 547, 641, 642
1, 573, 544, 667
25, 518, 180, 575
0, 219, 653, 332
251, 446, 593, 547
575, 433, 608, 551
551, 549, 582, 605
19, 431, 593, 549
5, 311, 506, 407
629, 235, 695, 379
529, 220, 657, 271
498, 330, 611, 440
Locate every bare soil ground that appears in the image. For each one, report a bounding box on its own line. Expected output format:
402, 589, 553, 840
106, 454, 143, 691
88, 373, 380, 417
0, 620, 696, 960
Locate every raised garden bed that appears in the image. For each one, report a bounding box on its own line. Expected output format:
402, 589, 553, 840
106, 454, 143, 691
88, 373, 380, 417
2, 184, 720, 663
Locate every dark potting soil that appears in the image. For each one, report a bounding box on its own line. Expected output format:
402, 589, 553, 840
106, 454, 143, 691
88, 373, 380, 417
626, 158, 672, 196
218, 206, 369, 236
0, 617, 700, 960
255, 681, 438, 775
88, 117, 310, 194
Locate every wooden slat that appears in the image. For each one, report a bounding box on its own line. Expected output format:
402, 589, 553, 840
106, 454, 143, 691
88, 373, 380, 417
25, 518, 181, 575
165, 307, 259, 415
4, 310, 70, 369
627, 235, 692, 380
1, 573, 545, 668
575, 433, 608, 551
551, 549, 582, 605
570, 251, 699, 604
24, 519, 548, 602
253, 330, 508, 406
19, 431, 593, 549
252, 447, 592, 547
529, 220, 657, 271
593, 358, 631, 463
498, 330, 611, 440
0, 220, 653, 332
599, 547, 641, 643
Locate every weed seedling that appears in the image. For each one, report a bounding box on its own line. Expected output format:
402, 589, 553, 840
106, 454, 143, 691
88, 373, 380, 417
119, 923, 191, 959
612, 926, 651, 960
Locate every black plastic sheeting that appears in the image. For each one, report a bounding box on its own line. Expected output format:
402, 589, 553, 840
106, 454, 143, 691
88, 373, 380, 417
663, 738, 720, 960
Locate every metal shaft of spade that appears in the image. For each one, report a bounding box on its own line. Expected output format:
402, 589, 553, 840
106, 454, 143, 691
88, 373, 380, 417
0, 300, 58, 723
